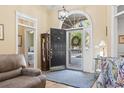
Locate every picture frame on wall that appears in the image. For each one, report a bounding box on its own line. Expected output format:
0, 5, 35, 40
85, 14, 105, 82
119, 35, 124, 44
18, 35, 22, 47
0, 24, 4, 40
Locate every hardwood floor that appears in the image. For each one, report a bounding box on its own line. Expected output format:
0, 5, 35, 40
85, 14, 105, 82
46, 80, 73, 88
46, 80, 97, 88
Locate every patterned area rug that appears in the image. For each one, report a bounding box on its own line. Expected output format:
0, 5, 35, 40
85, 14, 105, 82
46, 70, 97, 88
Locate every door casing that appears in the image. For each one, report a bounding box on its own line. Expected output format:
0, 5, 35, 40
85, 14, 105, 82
16, 11, 38, 68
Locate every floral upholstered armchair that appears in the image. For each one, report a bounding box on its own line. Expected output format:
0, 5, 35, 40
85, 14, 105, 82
96, 57, 124, 88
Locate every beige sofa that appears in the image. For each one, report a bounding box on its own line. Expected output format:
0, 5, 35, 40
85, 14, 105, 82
0, 54, 46, 88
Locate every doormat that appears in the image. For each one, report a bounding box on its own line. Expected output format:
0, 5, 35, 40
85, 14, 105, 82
46, 70, 97, 88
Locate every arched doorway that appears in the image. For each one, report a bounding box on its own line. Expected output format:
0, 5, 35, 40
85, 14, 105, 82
61, 11, 94, 73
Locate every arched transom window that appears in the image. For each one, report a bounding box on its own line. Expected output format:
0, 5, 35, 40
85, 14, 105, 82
61, 13, 91, 29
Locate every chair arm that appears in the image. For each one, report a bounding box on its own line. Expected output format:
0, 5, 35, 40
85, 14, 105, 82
22, 68, 41, 76
96, 73, 105, 88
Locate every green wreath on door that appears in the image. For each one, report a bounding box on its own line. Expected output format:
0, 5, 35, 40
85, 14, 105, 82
71, 36, 81, 46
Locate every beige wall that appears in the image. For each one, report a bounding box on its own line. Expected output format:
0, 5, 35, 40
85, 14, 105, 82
47, 5, 108, 57
47, 5, 86, 29
106, 6, 112, 57
0, 5, 48, 68
0, 5, 112, 69
85, 6, 108, 57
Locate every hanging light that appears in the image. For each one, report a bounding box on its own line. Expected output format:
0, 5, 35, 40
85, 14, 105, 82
58, 6, 69, 21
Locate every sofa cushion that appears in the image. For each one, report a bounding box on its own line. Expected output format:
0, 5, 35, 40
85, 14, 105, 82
0, 76, 44, 88
97, 57, 124, 88
0, 54, 26, 73
0, 68, 22, 82
22, 68, 41, 76
116, 58, 124, 86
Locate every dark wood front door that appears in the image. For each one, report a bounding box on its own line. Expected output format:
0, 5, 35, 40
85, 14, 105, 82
50, 28, 66, 69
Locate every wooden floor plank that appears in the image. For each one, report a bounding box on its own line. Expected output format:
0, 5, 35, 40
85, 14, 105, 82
46, 80, 97, 88
46, 80, 73, 88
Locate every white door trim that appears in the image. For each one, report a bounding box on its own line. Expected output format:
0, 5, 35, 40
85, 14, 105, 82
16, 11, 38, 68
110, 6, 118, 57
61, 10, 94, 73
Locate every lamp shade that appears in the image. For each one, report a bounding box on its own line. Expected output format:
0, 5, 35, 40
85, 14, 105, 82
99, 40, 106, 48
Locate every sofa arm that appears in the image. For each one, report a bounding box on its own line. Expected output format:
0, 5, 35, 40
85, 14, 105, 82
96, 73, 105, 88
38, 75, 46, 88
22, 68, 41, 76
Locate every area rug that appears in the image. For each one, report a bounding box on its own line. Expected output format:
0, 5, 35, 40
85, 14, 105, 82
46, 70, 97, 88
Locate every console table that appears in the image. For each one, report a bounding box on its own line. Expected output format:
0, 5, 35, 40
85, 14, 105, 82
94, 57, 102, 78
